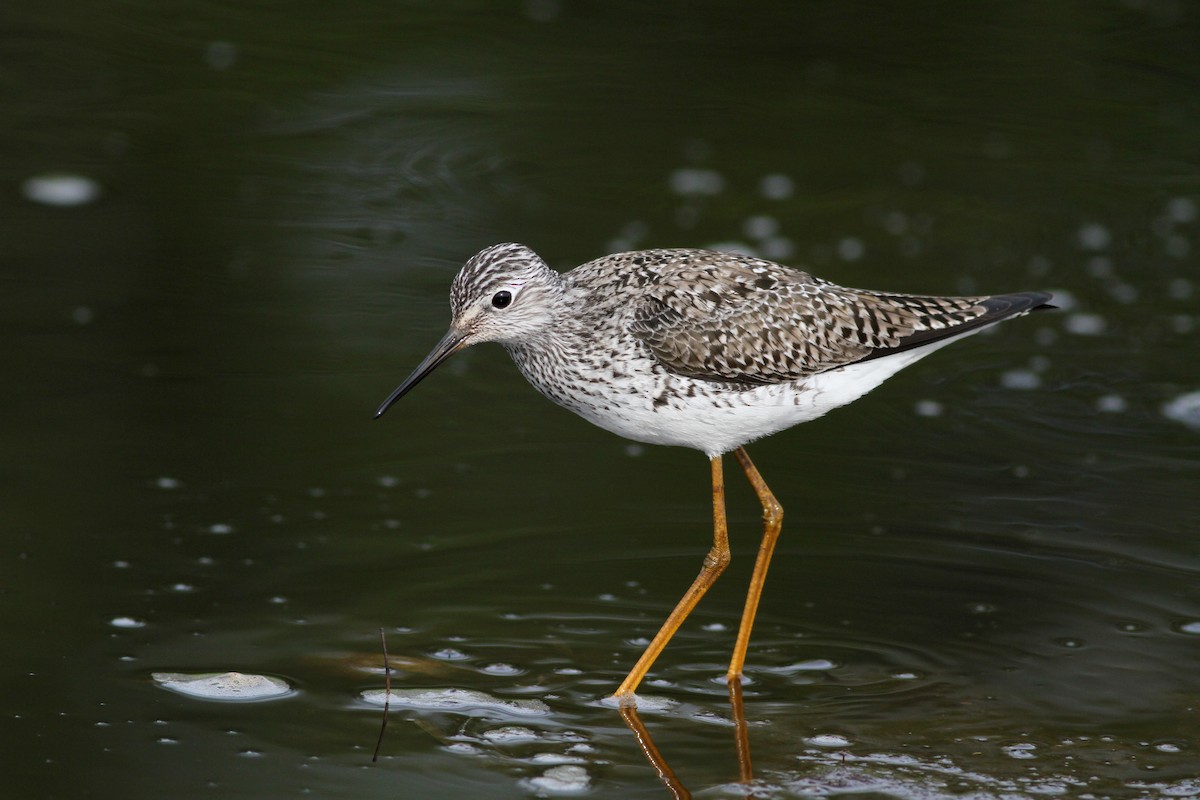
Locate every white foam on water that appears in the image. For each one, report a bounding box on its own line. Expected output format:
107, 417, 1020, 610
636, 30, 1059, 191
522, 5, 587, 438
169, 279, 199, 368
807, 733, 851, 747
360, 687, 550, 716
153, 671, 291, 701
521, 764, 591, 795
1162, 391, 1200, 431
22, 173, 102, 206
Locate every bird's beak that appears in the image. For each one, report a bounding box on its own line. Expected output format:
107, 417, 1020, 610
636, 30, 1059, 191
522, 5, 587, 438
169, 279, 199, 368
374, 327, 469, 419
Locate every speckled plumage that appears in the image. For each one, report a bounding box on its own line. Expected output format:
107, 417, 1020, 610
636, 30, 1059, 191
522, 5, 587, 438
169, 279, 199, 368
378, 243, 1052, 456
375, 242, 1053, 702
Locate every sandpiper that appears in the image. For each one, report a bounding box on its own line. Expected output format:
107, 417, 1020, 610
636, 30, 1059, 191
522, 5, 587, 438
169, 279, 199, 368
375, 243, 1052, 702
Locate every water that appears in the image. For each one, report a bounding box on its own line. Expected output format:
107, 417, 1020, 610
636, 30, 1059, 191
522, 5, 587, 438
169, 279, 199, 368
4, 2, 1200, 797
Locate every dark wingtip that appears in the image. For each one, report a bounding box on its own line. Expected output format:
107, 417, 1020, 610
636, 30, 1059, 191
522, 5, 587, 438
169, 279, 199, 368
979, 290, 1056, 317
1027, 290, 1057, 313
855, 289, 1056, 365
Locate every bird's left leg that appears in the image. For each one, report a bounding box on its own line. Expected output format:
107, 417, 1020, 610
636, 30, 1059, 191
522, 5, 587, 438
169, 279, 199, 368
726, 446, 783, 683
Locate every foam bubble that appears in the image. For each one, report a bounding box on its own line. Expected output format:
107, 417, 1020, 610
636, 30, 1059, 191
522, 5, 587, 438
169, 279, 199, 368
360, 687, 550, 716
204, 40, 237, 70
1001, 742, 1037, 759
22, 173, 102, 207
1078, 222, 1111, 251
596, 693, 676, 713
1166, 196, 1197, 223
914, 399, 944, 418
760, 173, 794, 200
1064, 313, 1106, 336
1000, 369, 1042, 390
480, 725, 539, 744
522, 765, 590, 794
837, 237, 865, 262
153, 671, 292, 701
807, 733, 851, 747
669, 168, 724, 196
1162, 391, 1200, 432
743, 215, 779, 240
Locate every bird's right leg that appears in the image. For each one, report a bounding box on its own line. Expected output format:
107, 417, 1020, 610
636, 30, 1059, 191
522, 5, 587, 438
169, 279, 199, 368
612, 454, 732, 704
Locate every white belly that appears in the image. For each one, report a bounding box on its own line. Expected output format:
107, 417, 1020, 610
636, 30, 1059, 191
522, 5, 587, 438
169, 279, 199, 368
512, 328, 982, 457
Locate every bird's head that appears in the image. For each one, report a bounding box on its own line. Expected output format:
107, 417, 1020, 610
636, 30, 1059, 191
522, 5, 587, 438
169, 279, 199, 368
374, 243, 562, 418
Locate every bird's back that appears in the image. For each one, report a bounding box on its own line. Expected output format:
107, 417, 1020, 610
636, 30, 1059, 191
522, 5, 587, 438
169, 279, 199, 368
563, 248, 1050, 387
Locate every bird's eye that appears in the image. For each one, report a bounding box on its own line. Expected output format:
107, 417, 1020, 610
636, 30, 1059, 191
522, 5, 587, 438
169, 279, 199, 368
491, 290, 513, 309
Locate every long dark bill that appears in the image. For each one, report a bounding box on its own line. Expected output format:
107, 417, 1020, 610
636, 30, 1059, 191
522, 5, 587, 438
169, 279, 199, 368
374, 328, 468, 419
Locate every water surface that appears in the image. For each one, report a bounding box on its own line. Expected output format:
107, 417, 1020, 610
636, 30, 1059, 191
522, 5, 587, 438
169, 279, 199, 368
4, 2, 1200, 797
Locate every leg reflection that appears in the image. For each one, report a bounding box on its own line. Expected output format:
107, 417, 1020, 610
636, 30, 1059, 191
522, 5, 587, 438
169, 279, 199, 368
617, 684, 755, 798
619, 704, 691, 800
728, 678, 753, 783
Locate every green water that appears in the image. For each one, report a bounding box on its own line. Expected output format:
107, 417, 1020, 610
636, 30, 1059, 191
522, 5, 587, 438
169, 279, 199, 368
4, 2, 1200, 797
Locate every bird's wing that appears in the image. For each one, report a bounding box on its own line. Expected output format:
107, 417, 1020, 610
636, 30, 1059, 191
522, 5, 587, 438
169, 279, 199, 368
627, 252, 1045, 385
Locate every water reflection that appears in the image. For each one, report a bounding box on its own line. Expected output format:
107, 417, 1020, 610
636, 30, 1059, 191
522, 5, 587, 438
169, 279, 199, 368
618, 681, 764, 798
621, 701, 702, 799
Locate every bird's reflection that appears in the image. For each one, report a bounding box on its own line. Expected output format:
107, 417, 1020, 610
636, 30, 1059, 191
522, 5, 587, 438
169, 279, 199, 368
618, 679, 753, 799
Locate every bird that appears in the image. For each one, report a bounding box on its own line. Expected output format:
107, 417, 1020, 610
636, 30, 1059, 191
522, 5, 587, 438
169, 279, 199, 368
374, 243, 1053, 703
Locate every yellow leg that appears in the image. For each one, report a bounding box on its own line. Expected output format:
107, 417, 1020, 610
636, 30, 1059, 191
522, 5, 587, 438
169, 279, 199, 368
613, 454, 731, 702
726, 446, 783, 683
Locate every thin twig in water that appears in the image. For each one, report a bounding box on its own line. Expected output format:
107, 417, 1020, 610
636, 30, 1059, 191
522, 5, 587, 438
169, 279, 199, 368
372, 627, 391, 762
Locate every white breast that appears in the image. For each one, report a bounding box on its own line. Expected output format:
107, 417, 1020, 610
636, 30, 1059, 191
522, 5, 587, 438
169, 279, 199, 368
511, 325, 988, 457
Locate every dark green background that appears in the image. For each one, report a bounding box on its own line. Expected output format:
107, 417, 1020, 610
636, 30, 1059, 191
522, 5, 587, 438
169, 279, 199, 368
4, 2, 1199, 797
